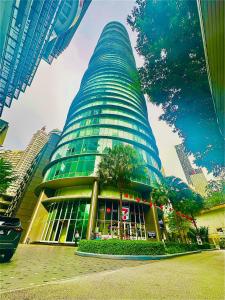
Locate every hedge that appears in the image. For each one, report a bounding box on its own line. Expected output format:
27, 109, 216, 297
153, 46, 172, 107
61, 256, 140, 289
78, 240, 214, 256
78, 240, 166, 255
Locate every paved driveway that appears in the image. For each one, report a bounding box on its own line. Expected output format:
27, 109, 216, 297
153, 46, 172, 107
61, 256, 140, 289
0, 246, 224, 300
0, 244, 147, 292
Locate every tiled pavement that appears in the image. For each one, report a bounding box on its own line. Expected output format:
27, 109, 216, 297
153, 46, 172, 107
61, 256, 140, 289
0, 244, 149, 293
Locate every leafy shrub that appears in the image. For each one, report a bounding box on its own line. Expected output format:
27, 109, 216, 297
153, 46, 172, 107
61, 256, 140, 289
78, 240, 166, 255
219, 239, 225, 249
165, 242, 199, 254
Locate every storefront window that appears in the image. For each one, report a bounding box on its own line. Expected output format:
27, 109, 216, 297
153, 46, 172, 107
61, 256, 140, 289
41, 200, 90, 243
96, 200, 147, 240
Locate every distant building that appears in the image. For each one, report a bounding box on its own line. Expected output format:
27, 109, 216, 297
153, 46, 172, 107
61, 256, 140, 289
0, 149, 23, 169
175, 143, 208, 196
0, 119, 9, 146
6, 127, 49, 197
0, 0, 91, 116
190, 170, 208, 197
6, 129, 61, 242
0, 149, 24, 214
197, 0, 225, 137
175, 144, 193, 185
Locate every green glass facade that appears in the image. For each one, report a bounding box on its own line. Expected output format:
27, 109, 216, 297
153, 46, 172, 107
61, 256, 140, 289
44, 21, 162, 185
27, 22, 162, 244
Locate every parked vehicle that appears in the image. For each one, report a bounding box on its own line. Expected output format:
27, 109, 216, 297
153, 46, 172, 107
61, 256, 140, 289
0, 216, 23, 262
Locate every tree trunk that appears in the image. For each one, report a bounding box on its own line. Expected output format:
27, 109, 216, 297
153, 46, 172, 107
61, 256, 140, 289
191, 215, 201, 243
175, 214, 183, 242
192, 215, 199, 233
119, 191, 123, 240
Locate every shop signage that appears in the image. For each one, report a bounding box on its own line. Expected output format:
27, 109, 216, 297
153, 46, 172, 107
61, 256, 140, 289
196, 235, 203, 245
148, 231, 156, 238
122, 207, 129, 221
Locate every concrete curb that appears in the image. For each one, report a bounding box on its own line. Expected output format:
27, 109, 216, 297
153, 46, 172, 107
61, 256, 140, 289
76, 250, 201, 260
201, 248, 218, 251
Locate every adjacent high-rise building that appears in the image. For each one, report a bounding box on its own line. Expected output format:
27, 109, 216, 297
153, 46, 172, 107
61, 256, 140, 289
26, 22, 162, 244
0, 0, 91, 116
175, 143, 208, 196
0, 119, 9, 145
197, 0, 224, 137
5, 129, 61, 242
43, 0, 92, 64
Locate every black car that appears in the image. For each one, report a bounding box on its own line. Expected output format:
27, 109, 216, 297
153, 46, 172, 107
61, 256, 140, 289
0, 216, 23, 262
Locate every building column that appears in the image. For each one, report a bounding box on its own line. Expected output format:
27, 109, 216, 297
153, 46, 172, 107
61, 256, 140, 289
23, 189, 47, 243
151, 205, 161, 241
86, 180, 98, 240
145, 204, 161, 241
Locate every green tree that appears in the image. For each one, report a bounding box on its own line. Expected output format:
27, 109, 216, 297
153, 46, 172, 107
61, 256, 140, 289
128, 0, 224, 176
151, 176, 204, 241
160, 176, 204, 234
204, 178, 225, 208
97, 145, 148, 239
0, 158, 16, 194
167, 211, 190, 243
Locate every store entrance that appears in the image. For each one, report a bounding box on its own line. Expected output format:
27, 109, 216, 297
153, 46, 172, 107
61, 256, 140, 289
96, 200, 147, 240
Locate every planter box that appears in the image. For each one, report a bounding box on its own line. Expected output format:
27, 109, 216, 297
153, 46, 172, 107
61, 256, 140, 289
76, 250, 201, 260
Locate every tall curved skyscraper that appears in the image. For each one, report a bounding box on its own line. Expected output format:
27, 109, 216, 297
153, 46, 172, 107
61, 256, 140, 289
27, 22, 162, 244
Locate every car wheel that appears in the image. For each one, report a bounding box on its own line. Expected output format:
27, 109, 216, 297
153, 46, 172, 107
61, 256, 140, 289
0, 250, 14, 263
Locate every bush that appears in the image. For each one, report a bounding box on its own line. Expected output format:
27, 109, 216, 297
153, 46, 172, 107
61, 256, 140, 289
78, 240, 166, 255
219, 239, 225, 249
165, 242, 199, 254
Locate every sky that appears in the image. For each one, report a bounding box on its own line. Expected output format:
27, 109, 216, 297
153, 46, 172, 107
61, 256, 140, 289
1, 0, 199, 183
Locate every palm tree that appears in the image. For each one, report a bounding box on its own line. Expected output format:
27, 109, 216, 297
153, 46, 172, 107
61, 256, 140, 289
0, 158, 16, 194
97, 144, 147, 239
187, 226, 209, 243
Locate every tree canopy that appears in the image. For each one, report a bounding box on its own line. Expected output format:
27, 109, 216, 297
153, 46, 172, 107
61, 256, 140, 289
163, 176, 204, 217
97, 144, 148, 190
152, 176, 204, 218
0, 158, 16, 194
128, 0, 224, 176
204, 177, 225, 209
